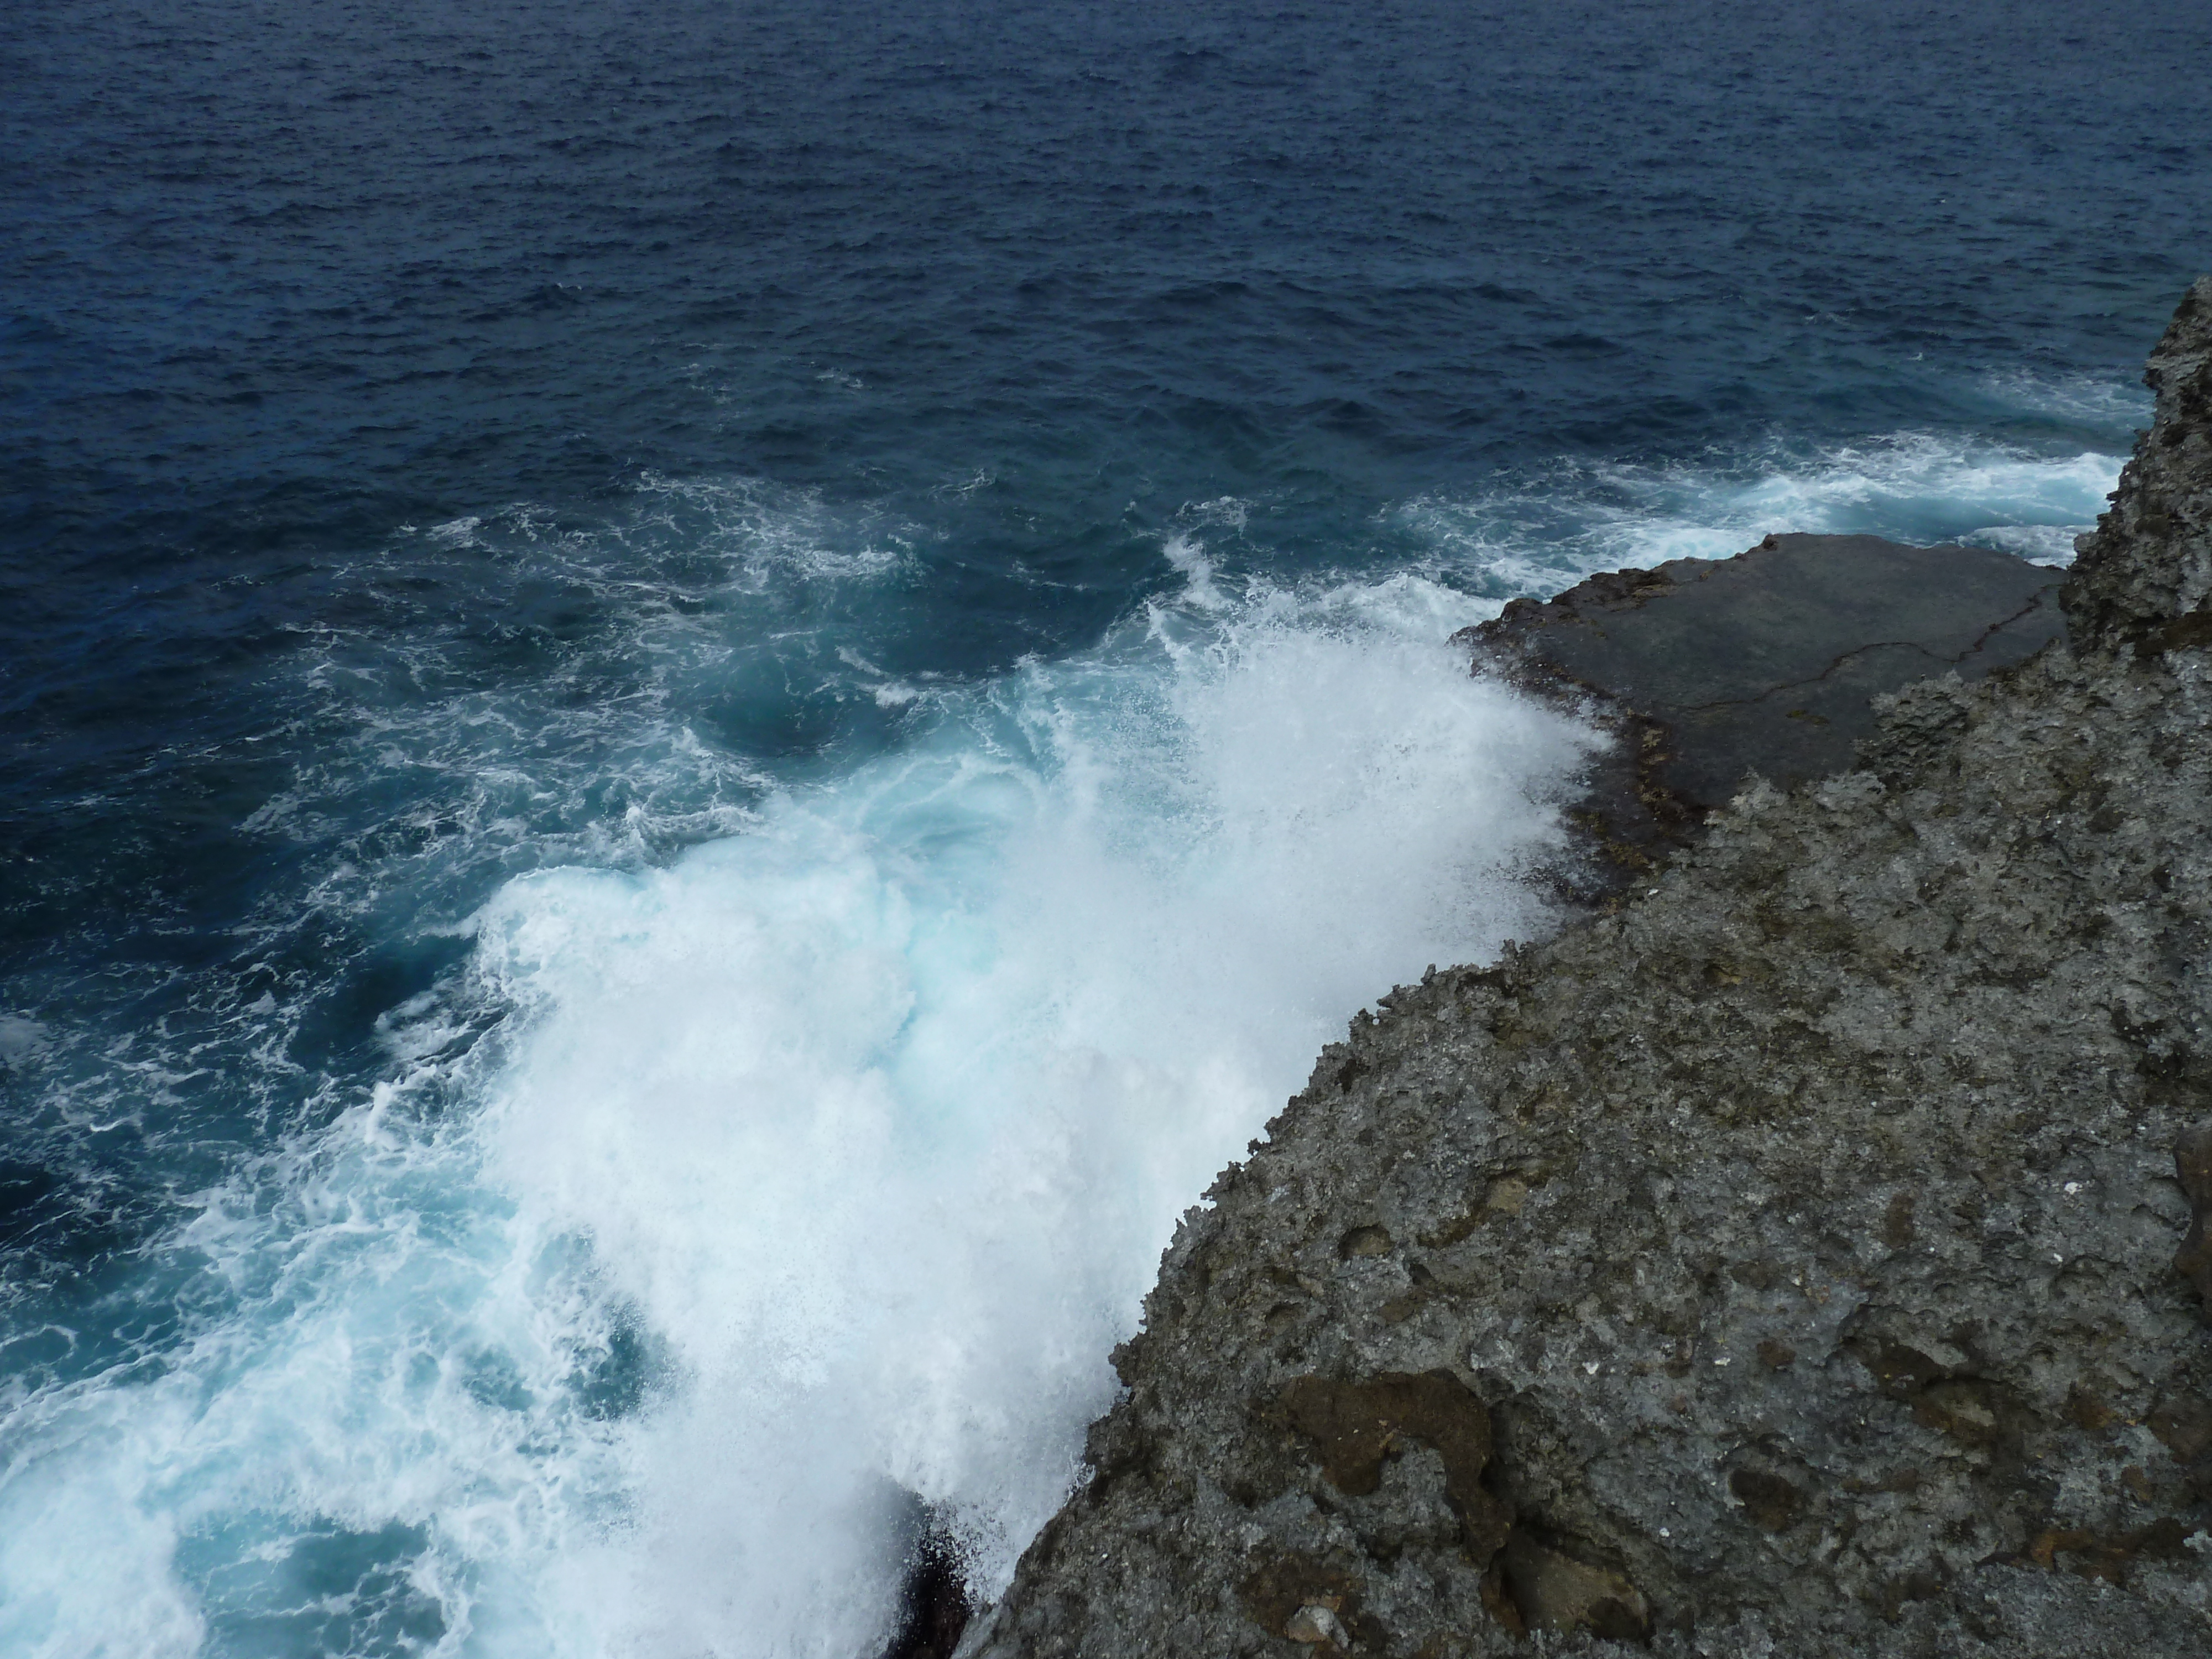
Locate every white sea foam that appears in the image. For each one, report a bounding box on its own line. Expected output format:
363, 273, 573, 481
1972, 366, 2151, 432
1402, 431, 2126, 593
15, 419, 2099, 1653
1966, 523, 2088, 565
458, 564, 1592, 1653
0, 548, 1594, 1658
0, 1015, 51, 1063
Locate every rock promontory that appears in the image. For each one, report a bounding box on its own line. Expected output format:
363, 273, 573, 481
959, 276, 2212, 1658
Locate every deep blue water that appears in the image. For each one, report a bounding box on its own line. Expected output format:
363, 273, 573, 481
3, 2, 2209, 1653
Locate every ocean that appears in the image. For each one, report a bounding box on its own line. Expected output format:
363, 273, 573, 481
3, 1, 2208, 1653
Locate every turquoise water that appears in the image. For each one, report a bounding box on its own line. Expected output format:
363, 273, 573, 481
3, 1, 2208, 1652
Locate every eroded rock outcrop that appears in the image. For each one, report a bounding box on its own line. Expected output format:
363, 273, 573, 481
960, 276, 2212, 1658
1458, 534, 2065, 895
2064, 278, 2212, 656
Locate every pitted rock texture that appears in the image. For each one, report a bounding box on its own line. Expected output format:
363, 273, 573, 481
2066, 274, 2212, 655
1458, 534, 2064, 895
958, 284, 2212, 1659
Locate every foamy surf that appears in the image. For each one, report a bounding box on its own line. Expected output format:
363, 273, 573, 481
0, 547, 1597, 1659
0, 430, 2112, 1656
1399, 427, 2130, 596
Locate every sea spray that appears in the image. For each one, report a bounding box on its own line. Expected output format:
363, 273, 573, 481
0, 442, 2125, 1655
465, 564, 1598, 1653
0, 556, 1596, 1658
1403, 429, 2130, 596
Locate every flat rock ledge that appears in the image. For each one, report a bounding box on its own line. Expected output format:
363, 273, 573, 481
957, 275, 2212, 1659
1457, 533, 2065, 899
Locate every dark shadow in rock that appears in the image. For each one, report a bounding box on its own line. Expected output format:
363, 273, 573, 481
1455, 533, 2066, 899
2172, 1120, 2212, 1314
1498, 1527, 1652, 1642
876, 1488, 972, 1659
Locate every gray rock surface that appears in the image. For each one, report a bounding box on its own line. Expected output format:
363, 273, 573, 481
2065, 276, 2212, 655
1458, 536, 2065, 895
958, 277, 2212, 1658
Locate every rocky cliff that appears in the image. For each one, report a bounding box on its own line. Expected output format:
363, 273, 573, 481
956, 275, 2212, 1658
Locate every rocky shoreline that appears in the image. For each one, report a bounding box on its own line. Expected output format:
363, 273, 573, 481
952, 276, 2212, 1657
1458, 531, 2066, 902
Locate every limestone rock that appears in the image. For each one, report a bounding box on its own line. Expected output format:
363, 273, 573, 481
2066, 274, 2212, 654
1457, 534, 2064, 894
959, 279, 2212, 1659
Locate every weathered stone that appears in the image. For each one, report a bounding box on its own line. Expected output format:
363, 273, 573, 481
1456, 531, 2065, 895
2176, 1121, 2212, 1312
1338, 1225, 1395, 1260
1283, 1602, 1350, 1646
2065, 275, 2212, 653
1240, 1557, 1365, 1647
1726, 1467, 1807, 1533
1275, 1371, 1511, 1565
1498, 1532, 1650, 1642
958, 281, 2212, 1659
